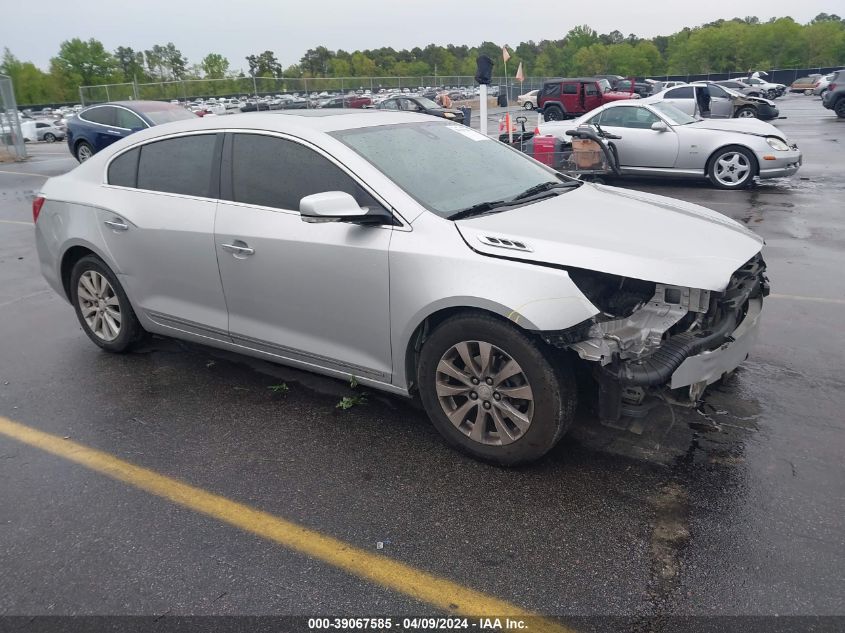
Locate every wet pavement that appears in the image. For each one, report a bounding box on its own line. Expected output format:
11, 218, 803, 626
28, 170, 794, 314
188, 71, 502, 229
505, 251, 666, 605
0, 95, 843, 630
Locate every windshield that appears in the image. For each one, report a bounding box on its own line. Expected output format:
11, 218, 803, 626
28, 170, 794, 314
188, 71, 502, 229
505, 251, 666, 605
415, 97, 440, 109
650, 101, 697, 125
332, 121, 566, 218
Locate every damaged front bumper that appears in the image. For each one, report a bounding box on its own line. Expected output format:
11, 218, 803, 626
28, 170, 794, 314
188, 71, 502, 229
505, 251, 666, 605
554, 254, 768, 420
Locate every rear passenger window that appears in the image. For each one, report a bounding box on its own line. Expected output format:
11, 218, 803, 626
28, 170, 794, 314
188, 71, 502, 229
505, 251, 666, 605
562, 84, 579, 95
137, 134, 218, 197
230, 134, 380, 211
108, 148, 139, 187
82, 106, 116, 126
665, 87, 694, 99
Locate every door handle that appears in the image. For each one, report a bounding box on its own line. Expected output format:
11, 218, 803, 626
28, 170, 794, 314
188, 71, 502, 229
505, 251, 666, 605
220, 242, 255, 257
104, 219, 129, 231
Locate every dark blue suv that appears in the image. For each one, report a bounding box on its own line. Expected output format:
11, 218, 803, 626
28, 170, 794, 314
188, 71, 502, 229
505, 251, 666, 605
67, 101, 197, 162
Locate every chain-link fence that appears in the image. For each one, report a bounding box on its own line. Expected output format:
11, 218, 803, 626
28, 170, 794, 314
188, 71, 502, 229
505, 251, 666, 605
1, 74, 27, 161
79, 76, 537, 105
77, 64, 844, 106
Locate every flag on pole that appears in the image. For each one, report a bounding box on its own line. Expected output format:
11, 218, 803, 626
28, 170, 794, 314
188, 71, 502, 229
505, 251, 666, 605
515, 61, 525, 82
502, 46, 511, 63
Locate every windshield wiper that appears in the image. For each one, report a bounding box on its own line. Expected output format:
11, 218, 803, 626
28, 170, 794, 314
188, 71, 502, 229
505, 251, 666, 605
449, 200, 509, 220
510, 180, 580, 201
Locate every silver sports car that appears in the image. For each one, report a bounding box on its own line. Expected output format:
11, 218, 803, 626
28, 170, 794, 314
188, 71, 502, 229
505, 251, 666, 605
538, 100, 801, 188
35, 110, 768, 464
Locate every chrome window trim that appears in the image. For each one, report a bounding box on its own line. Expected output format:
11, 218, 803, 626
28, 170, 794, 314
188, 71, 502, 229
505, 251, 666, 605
103, 128, 411, 230
79, 104, 150, 131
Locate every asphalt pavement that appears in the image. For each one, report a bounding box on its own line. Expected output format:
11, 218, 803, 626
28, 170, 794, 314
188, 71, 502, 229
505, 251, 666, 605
0, 95, 843, 632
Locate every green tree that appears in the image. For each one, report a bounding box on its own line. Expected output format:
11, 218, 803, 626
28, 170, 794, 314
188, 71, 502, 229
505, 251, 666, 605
114, 46, 145, 82
201, 53, 230, 79
51, 38, 116, 86
246, 51, 281, 77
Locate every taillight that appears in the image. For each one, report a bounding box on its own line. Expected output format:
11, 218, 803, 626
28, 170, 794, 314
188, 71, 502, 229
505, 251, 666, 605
830, 83, 837, 91
32, 196, 45, 223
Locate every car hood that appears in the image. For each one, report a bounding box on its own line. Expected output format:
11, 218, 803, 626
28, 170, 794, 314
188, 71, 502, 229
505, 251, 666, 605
684, 117, 780, 137
454, 184, 763, 292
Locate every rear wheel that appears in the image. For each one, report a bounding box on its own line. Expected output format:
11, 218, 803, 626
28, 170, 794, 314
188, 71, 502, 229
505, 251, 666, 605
417, 313, 576, 465
523, 101, 534, 110
707, 146, 757, 189
543, 107, 564, 122
70, 255, 144, 352
735, 106, 757, 119
75, 141, 94, 162
43, 132, 56, 142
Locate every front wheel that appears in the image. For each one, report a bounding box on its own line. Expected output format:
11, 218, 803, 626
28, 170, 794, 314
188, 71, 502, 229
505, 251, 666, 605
417, 313, 576, 465
70, 255, 144, 352
735, 106, 757, 119
43, 133, 56, 142
707, 146, 757, 189
767, 89, 778, 100
834, 99, 845, 119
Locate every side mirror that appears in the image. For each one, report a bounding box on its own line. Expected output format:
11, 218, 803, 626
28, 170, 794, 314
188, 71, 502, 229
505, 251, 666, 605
300, 191, 390, 225
651, 121, 668, 132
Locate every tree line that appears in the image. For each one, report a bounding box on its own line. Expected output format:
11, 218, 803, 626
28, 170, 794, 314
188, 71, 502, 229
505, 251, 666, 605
2, 13, 844, 105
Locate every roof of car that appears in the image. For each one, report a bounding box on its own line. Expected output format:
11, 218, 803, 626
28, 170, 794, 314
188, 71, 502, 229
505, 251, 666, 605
104, 109, 440, 141
542, 77, 603, 83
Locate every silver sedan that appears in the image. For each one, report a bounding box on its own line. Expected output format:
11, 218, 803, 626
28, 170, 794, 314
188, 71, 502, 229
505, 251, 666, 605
35, 111, 768, 464
538, 100, 801, 189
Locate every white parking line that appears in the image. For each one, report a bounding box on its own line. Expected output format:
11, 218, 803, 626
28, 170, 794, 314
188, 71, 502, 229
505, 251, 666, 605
0, 219, 32, 226
0, 169, 48, 178
769, 293, 845, 305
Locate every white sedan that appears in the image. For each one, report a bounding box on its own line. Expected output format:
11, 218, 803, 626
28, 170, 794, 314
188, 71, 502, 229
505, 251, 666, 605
537, 100, 802, 189
517, 90, 539, 110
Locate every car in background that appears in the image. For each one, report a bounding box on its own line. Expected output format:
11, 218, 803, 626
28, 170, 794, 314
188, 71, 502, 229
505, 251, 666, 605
35, 121, 65, 142
537, 77, 638, 121
812, 73, 836, 97
646, 83, 779, 120
376, 95, 465, 123
742, 75, 786, 99
715, 79, 764, 97
517, 90, 539, 110
789, 76, 822, 93
537, 100, 801, 189
67, 101, 197, 162
593, 74, 624, 89
614, 78, 655, 98
34, 109, 769, 465
822, 69, 845, 118
319, 95, 372, 109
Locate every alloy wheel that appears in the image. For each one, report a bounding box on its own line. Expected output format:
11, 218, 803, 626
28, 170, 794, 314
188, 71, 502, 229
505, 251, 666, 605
77, 270, 121, 341
737, 108, 756, 118
435, 340, 534, 446
714, 152, 751, 186
77, 144, 93, 161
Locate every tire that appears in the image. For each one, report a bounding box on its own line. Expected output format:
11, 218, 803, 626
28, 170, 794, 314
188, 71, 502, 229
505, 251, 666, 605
707, 145, 757, 190
835, 99, 845, 119
75, 141, 94, 162
804, 89, 813, 96
43, 133, 56, 142
70, 255, 144, 353
819, 89, 828, 98
543, 107, 564, 122
417, 313, 576, 465
523, 101, 533, 110
734, 106, 757, 119
766, 89, 778, 100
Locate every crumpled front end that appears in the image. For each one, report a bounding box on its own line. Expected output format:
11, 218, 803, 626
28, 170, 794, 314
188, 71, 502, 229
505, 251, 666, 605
548, 254, 769, 421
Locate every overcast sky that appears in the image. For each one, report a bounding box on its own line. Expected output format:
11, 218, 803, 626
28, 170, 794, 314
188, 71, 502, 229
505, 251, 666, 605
2, 0, 835, 71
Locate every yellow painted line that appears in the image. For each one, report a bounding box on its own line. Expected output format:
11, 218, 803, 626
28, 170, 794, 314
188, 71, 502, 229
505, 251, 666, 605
0, 415, 573, 631
769, 293, 845, 305
0, 169, 48, 178
0, 219, 31, 226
